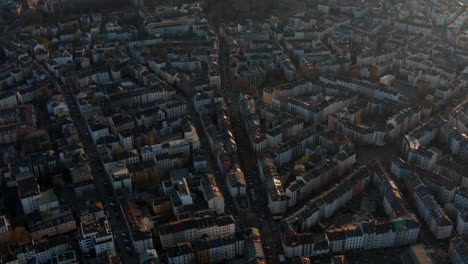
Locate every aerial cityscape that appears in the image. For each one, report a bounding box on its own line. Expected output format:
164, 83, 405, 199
0, 0, 467, 263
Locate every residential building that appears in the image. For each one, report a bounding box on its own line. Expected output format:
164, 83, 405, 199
0, 216, 11, 244
166, 243, 194, 264
79, 217, 115, 255
449, 236, 468, 264
159, 215, 235, 248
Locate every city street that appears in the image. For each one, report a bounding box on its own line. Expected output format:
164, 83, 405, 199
36, 62, 138, 263
62, 80, 138, 263
1, 1, 467, 264
218, 36, 284, 264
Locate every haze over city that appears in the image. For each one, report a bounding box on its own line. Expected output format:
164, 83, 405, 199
0, 0, 467, 263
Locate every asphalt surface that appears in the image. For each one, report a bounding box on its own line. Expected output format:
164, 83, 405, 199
63, 82, 138, 264
218, 36, 284, 264
36, 61, 138, 263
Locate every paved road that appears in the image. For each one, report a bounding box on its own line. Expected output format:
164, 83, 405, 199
35, 60, 138, 263
62, 80, 139, 263
0, 10, 28, 40
218, 36, 283, 264
187, 101, 244, 228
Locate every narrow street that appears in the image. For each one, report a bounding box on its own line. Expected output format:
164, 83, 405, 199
35, 60, 138, 263
218, 36, 284, 264
60, 79, 138, 264
187, 103, 244, 229
0, 10, 29, 40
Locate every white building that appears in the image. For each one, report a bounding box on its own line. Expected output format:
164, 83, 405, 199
17, 176, 41, 215
88, 121, 109, 144
52, 50, 73, 65
159, 215, 235, 248
0, 216, 11, 243
132, 230, 154, 254
105, 161, 133, 194
0, 92, 19, 108
413, 181, 453, 240
37, 189, 60, 214
79, 217, 115, 255
282, 217, 419, 258
449, 100, 468, 135
202, 174, 225, 215
166, 243, 194, 264
454, 188, 468, 210
226, 168, 246, 198
449, 236, 468, 264
119, 132, 134, 150
139, 249, 159, 264
408, 147, 438, 171
456, 210, 468, 236
390, 158, 413, 180
147, 20, 191, 36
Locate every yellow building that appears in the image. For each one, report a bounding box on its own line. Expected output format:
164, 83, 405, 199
194, 246, 210, 264
262, 87, 279, 105
152, 196, 172, 218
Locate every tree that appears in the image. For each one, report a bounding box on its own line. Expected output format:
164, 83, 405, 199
300, 154, 310, 162
152, 168, 163, 186
111, 146, 125, 160
416, 82, 434, 98
246, 84, 258, 96
73, 31, 82, 40
115, 145, 125, 153
106, 57, 116, 66
232, 77, 250, 92
10, 227, 29, 244
135, 171, 150, 192
266, 68, 283, 84
147, 134, 155, 146
35, 37, 54, 53
36, 85, 49, 104
200, 1, 209, 12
